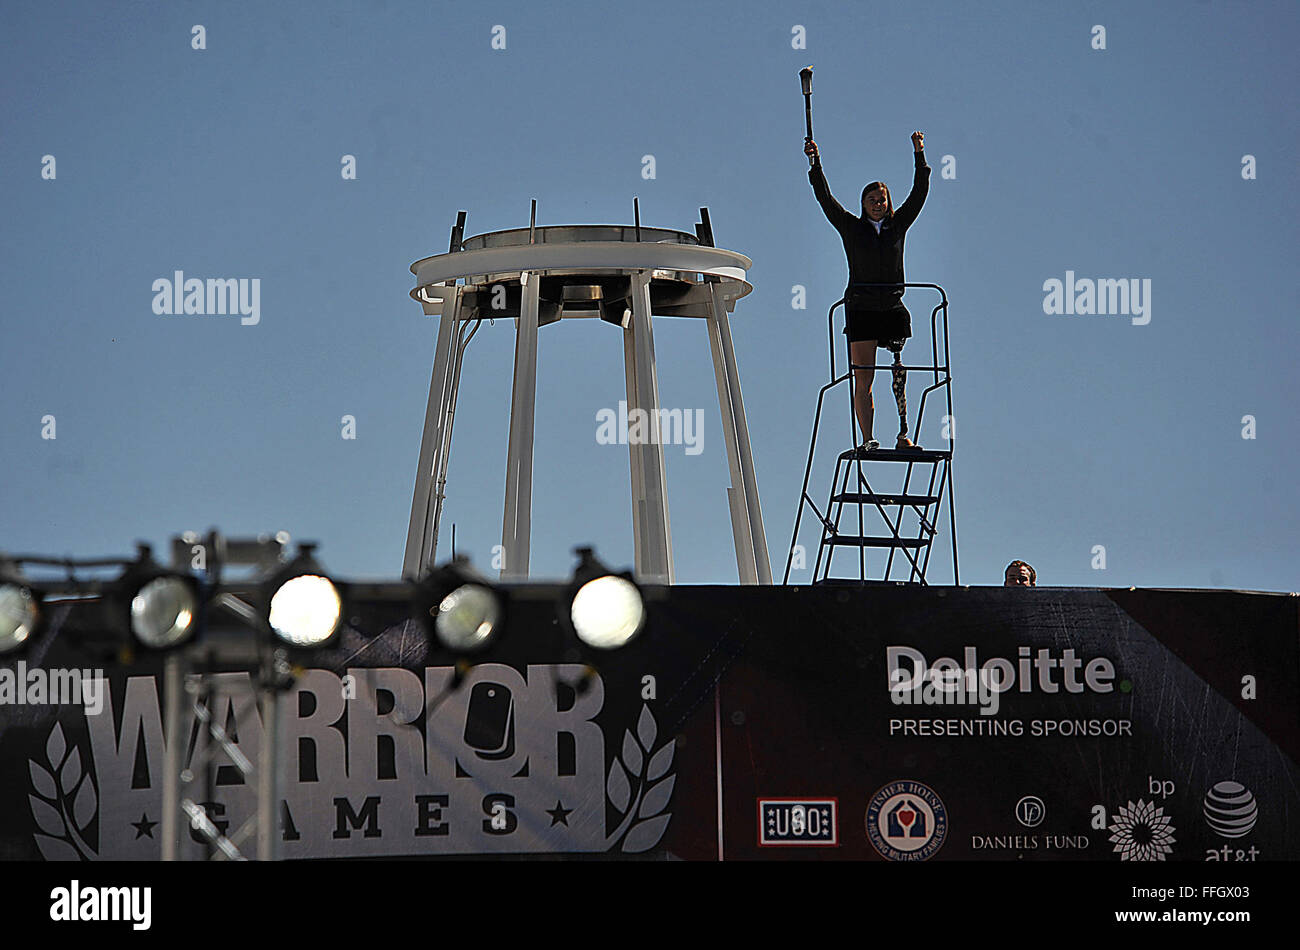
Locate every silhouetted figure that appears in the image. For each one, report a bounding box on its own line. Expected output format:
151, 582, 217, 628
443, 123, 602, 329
805, 132, 930, 451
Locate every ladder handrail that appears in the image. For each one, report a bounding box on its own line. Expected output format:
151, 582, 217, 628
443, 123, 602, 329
783, 372, 852, 584
785, 281, 959, 586
828, 282, 951, 383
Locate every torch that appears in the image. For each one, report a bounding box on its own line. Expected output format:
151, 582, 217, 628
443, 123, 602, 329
800, 66, 814, 165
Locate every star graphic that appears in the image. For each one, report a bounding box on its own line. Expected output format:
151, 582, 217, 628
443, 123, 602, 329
546, 801, 573, 827
131, 813, 157, 839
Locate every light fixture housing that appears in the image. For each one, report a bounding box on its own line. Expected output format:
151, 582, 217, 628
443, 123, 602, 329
561, 547, 646, 650
0, 559, 44, 656
112, 546, 202, 652
413, 556, 505, 653
261, 544, 345, 650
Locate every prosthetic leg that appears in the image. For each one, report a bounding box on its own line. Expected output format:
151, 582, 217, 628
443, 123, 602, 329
889, 342, 919, 449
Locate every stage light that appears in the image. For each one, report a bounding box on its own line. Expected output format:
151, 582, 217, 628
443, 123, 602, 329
572, 575, 643, 648
264, 545, 343, 649
130, 576, 198, 650
113, 546, 201, 651
413, 557, 503, 652
268, 575, 341, 648
434, 583, 499, 650
0, 580, 41, 655
564, 547, 645, 650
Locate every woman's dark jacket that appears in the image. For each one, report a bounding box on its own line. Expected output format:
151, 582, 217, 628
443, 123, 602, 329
809, 149, 930, 309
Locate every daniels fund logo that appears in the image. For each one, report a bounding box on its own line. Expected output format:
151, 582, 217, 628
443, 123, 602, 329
865, 781, 947, 861
1015, 795, 1045, 828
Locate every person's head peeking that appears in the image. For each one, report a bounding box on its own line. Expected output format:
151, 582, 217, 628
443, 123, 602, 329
1004, 560, 1036, 587
861, 182, 892, 222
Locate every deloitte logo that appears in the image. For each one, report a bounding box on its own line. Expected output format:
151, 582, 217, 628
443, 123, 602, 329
1203, 782, 1257, 838
865, 780, 947, 861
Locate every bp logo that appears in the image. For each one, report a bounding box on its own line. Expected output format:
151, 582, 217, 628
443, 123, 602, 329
1107, 799, 1176, 861
865, 780, 947, 861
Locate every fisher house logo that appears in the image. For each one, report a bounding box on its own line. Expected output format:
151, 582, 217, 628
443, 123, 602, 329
865, 780, 947, 861
27, 661, 676, 859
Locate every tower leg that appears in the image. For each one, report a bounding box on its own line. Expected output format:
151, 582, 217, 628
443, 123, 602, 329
624, 270, 673, 583
428, 317, 475, 565
623, 327, 647, 576
708, 282, 772, 584
707, 303, 757, 584
501, 273, 540, 580
403, 288, 462, 579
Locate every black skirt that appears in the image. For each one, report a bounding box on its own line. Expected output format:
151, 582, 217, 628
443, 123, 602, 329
844, 303, 912, 346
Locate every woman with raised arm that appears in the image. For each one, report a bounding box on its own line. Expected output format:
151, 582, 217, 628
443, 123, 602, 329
804, 131, 930, 451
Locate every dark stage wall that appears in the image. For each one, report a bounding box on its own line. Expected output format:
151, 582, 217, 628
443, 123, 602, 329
1, 586, 1295, 861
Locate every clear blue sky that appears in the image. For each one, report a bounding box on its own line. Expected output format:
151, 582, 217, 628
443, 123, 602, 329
2, 0, 1296, 590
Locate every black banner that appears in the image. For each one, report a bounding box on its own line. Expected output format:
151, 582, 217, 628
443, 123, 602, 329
0, 586, 1295, 863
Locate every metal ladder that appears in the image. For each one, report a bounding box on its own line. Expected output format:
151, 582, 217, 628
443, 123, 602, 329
784, 282, 959, 585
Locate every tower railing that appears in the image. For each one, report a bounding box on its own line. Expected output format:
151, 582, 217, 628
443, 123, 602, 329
783, 282, 959, 585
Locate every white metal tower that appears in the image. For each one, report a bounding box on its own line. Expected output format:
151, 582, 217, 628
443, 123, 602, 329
403, 209, 770, 585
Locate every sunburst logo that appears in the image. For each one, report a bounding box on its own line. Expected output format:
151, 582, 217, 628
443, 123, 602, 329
1108, 799, 1176, 861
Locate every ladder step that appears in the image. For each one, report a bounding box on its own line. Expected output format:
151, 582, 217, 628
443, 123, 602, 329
811, 578, 918, 587
830, 492, 939, 506
806, 579, 920, 587
838, 447, 951, 461
826, 535, 931, 548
